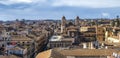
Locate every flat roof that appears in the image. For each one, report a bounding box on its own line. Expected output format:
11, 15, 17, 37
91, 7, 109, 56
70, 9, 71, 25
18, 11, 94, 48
50, 35, 62, 41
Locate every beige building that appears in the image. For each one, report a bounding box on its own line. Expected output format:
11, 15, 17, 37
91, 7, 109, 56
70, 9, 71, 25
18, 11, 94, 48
80, 26, 96, 41
96, 27, 105, 41
47, 35, 74, 48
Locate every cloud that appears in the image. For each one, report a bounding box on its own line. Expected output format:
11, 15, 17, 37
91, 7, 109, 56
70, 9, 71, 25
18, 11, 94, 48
0, 0, 120, 8
0, 0, 31, 5
102, 13, 110, 17
52, 0, 120, 8
0, 0, 46, 5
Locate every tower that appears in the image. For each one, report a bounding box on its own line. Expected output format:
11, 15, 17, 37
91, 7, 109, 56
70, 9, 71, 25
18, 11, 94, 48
75, 16, 80, 26
75, 16, 80, 32
61, 16, 66, 33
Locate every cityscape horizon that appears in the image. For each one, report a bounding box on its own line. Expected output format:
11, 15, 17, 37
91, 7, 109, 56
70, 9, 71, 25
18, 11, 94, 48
0, 15, 119, 21
0, 0, 120, 21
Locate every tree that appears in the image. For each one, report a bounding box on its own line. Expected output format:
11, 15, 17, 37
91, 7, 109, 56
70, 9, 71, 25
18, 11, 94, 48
116, 16, 120, 27
111, 20, 115, 27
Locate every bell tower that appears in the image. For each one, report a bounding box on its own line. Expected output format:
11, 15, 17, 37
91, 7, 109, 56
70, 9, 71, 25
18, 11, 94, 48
75, 16, 80, 30
75, 16, 80, 26
61, 16, 66, 33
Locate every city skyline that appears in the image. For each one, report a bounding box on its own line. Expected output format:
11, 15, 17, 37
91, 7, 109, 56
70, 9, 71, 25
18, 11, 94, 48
0, 0, 120, 21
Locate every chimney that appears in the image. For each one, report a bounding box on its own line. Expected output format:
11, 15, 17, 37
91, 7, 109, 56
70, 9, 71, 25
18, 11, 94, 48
83, 43, 87, 49
118, 32, 120, 41
105, 46, 108, 49
88, 42, 94, 49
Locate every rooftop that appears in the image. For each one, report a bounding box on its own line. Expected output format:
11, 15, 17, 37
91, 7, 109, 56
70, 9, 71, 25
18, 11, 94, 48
11, 35, 33, 41
36, 48, 120, 58
59, 49, 118, 56
50, 35, 62, 41
36, 49, 52, 58
0, 55, 20, 58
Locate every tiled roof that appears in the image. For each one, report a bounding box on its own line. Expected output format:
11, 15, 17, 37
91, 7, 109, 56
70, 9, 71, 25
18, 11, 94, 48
36, 48, 119, 58
0, 55, 20, 58
36, 49, 66, 58
59, 49, 119, 56
11, 35, 32, 41
36, 49, 52, 58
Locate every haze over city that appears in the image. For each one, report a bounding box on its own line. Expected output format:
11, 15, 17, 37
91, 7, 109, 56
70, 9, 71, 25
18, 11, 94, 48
0, 0, 120, 21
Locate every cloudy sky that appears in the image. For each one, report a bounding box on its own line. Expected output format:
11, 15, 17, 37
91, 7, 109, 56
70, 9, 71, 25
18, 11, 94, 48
0, 0, 120, 21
